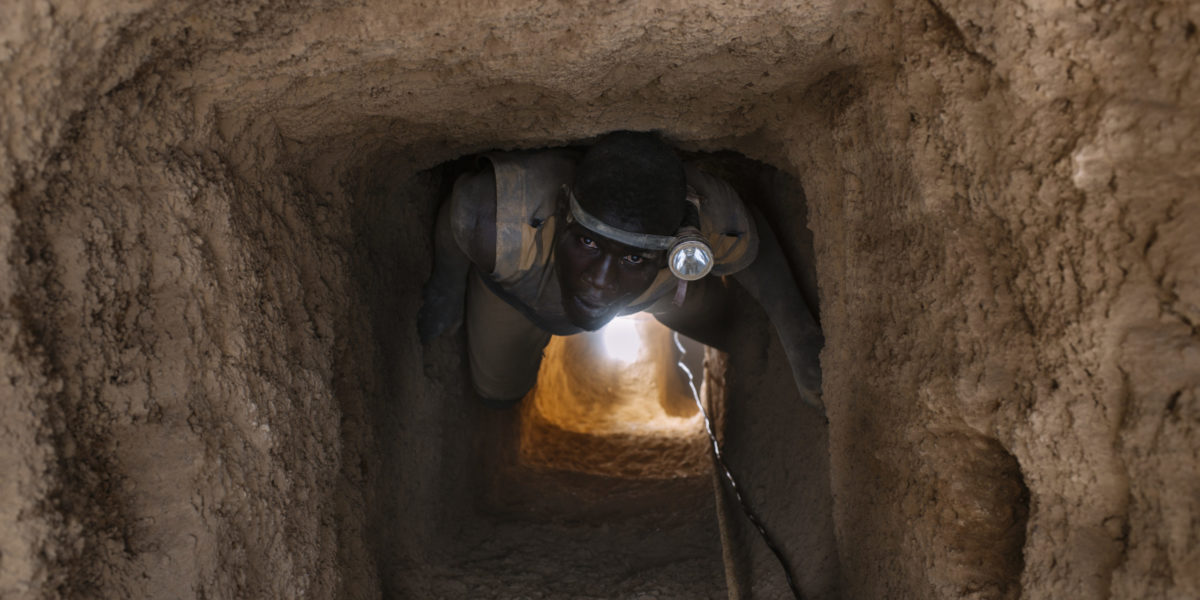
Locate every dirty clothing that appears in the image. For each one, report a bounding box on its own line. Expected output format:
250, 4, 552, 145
452, 149, 759, 401
465, 268, 553, 403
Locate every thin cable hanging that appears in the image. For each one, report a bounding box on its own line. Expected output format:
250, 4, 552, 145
674, 332, 803, 600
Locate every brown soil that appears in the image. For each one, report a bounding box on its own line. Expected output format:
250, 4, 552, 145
1, 1, 1197, 598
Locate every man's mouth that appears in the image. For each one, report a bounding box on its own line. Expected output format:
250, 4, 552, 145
571, 294, 610, 314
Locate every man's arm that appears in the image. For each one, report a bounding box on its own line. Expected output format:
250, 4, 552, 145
730, 205, 824, 410
417, 166, 497, 344
652, 204, 824, 411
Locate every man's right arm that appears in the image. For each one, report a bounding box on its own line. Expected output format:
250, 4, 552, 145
417, 164, 497, 343
450, 165, 498, 273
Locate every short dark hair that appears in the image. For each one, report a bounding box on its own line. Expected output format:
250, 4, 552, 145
573, 131, 687, 236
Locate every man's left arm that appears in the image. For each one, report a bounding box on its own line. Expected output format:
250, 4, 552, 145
729, 204, 825, 410
649, 203, 823, 410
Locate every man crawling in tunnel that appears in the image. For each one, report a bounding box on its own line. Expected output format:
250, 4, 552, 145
418, 131, 824, 410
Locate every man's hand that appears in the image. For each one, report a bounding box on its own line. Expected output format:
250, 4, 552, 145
782, 328, 824, 411
417, 279, 463, 344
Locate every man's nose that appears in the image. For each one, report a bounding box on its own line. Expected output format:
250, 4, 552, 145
582, 255, 618, 292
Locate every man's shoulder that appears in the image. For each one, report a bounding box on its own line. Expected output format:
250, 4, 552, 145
485, 147, 580, 186
448, 166, 499, 272
455, 146, 581, 186
485, 148, 576, 228
681, 162, 759, 276
452, 147, 580, 209
449, 147, 579, 278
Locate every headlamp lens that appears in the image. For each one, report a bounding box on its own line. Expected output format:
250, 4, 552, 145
669, 240, 714, 281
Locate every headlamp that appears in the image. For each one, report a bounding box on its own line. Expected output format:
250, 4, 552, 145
567, 189, 715, 281
667, 229, 714, 281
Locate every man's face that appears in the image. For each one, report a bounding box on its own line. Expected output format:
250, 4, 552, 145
555, 221, 664, 331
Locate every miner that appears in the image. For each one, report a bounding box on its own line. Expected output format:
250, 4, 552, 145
418, 131, 823, 410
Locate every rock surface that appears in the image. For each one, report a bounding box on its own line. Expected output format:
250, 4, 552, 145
1, 0, 1196, 598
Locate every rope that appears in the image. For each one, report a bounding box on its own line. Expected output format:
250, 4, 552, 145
674, 332, 803, 600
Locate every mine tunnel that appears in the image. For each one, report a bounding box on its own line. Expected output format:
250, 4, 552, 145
2, 1, 1198, 599
350, 143, 836, 598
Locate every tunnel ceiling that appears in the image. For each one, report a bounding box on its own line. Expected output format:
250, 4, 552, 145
173, 0, 848, 165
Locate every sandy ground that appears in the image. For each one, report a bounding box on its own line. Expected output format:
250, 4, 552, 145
1, 0, 1197, 598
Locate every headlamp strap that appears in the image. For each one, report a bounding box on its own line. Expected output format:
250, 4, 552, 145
566, 189, 675, 250
673, 279, 688, 307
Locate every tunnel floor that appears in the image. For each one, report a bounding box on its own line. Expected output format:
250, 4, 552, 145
409, 475, 727, 598
381, 397, 730, 598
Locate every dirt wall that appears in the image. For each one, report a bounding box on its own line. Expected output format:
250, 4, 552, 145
2, 0, 1196, 598
781, 3, 1199, 598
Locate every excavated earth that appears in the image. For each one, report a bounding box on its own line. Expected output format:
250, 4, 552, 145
2, 1, 1198, 598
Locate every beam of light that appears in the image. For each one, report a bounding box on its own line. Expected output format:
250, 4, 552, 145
601, 316, 644, 364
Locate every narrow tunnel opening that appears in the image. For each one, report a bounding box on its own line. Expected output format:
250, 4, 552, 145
519, 316, 718, 479
339, 139, 1044, 598
354, 142, 830, 597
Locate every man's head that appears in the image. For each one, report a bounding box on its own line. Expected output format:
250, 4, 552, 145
555, 131, 688, 330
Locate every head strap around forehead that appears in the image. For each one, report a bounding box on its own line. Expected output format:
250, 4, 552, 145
567, 189, 676, 250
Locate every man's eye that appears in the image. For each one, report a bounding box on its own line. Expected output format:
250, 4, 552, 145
579, 236, 597, 249
624, 254, 643, 265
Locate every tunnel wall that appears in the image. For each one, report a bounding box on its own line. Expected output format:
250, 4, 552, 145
2, 57, 375, 598
782, 3, 1199, 598
2, 1, 1198, 599
2, 5, 380, 596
